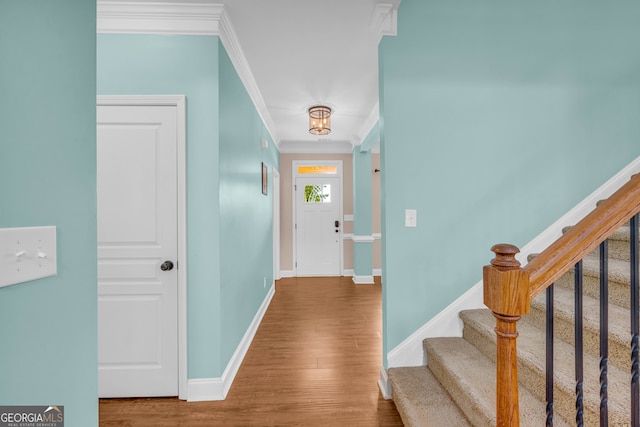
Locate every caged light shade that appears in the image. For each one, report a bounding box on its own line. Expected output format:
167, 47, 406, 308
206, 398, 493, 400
308, 105, 331, 135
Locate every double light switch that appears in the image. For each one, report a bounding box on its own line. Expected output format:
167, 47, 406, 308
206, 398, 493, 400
0, 226, 57, 288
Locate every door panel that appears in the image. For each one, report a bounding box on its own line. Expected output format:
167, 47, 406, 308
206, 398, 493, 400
295, 177, 341, 276
97, 104, 178, 397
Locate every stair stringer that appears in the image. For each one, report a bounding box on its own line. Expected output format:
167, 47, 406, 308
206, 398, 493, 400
383, 156, 640, 384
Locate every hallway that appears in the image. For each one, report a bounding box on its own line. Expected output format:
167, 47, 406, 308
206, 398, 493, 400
99, 277, 402, 426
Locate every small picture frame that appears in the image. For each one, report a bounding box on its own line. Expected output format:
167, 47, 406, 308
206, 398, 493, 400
262, 162, 268, 195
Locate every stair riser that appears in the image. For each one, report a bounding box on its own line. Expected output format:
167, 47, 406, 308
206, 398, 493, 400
425, 343, 494, 427
462, 319, 630, 427
556, 271, 631, 310
528, 301, 631, 372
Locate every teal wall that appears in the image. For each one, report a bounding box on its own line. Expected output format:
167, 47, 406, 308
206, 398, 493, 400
218, 43, 279, 365
352, 124, 378, 277
98, 33, 223, 378
380, 1, 640, 355
97, 35, 279, 379
0, 1, 98, 426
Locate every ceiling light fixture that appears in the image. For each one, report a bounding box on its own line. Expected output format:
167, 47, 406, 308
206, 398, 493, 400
308, 105, 332, 135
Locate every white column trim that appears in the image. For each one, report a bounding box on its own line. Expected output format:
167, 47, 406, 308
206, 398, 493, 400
352, 235, 376, 243
353, 275, 375, 285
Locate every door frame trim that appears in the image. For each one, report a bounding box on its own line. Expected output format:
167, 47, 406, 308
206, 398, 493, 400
272, 167, 281, 281
96, 95, 187, 400
292, 160, 344, 276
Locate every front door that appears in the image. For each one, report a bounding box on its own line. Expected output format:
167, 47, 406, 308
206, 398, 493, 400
295, 176, 341, 276
97, 103, 178, 397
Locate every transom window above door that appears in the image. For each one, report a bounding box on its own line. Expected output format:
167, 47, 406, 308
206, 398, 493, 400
297, 165, 338, 175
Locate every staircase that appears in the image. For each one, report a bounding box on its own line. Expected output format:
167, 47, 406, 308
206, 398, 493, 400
388, 223, 638, 426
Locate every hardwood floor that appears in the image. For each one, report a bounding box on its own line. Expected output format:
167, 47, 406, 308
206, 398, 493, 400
99, 276, 403, 426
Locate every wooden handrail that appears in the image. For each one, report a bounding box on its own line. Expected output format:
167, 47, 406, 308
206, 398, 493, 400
483, 172, 640, 426
527, 173, 640, 299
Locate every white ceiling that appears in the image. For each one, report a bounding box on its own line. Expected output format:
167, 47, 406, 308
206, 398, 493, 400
222, 1, 384, 153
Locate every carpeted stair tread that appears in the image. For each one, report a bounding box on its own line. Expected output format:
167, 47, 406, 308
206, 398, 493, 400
424, 337, 570, 427
529, 284, 630, 370
461, 308, 631, 426
388, 366, 472, 427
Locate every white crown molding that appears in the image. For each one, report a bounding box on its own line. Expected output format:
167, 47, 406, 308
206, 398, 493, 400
217, 10, 280, 148
370, 1, 401, 44
97, 0, 280, 148
278, 140, 354, 154
97, 1, 223, 35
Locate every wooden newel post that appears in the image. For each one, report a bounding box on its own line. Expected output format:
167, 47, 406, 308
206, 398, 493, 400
483, 244, 530, 427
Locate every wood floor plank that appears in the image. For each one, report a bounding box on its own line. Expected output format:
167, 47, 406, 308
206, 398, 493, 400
99, 276, 402, 426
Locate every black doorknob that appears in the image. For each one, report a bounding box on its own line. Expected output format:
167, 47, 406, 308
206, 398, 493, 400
160, 260, 174, 271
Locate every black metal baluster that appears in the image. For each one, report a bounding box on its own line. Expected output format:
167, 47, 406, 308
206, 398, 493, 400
632, 213, 639, 426
600, 239, 609, 427
575, 260, 584, 427
546, 283, 555, 427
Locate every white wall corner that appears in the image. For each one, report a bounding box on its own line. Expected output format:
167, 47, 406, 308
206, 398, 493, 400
187, 283, 276, 402
370, 1, 401, 43
378, 367, 392, 400
385, 155, 640, 369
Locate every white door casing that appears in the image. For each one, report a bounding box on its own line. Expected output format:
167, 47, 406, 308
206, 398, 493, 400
273, 168, 281, 281
97, 96, 186, 398
294, 162, 343, 276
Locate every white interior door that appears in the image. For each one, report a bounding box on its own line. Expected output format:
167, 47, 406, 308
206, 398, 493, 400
97, 104, 178, 397
295, 176, 341, 276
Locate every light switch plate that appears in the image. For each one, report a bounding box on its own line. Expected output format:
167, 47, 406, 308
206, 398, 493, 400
405, 209, 417, 227
0, 226, 57, 288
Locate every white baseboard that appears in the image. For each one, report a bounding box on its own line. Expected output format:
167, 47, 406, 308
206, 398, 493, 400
378, 367, 392, 400
387, 284, 483, 368
373, 268, 382, 276
343, 269, 354, 277
353, 275, 375, 284
386, 156, 640, 369
280, 270, 294, 278
186, 378, 224, 402
187, 284, 276, 402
